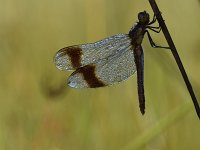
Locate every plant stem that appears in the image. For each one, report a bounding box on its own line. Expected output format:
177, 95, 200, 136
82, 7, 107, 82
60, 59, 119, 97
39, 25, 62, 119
148, 0, 200, 119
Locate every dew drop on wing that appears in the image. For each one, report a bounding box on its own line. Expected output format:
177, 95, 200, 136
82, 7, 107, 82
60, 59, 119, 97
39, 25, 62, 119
67, 73, 89, 88
68, 80, 77, 88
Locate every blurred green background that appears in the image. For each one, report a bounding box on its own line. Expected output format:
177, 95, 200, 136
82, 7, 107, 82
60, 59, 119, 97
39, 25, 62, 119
0, 0, 200, 150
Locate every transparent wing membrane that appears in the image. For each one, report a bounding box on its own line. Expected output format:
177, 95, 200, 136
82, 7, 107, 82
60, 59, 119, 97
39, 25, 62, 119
54, 34, 131, 70
68, 45, 136, 88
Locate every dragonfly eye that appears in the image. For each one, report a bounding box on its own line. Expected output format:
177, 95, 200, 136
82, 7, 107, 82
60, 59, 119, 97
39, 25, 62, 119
138, 11, 150, 24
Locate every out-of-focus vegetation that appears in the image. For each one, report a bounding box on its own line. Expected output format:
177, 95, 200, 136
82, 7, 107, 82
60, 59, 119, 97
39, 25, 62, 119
0, 0, 200, 150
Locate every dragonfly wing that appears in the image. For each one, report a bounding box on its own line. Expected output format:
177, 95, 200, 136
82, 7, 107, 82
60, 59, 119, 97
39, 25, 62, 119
68, 44, 136, 88
54, 34, 131, 70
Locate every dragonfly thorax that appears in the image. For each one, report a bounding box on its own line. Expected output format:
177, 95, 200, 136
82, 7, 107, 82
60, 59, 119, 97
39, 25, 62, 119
128, 11, 150, 45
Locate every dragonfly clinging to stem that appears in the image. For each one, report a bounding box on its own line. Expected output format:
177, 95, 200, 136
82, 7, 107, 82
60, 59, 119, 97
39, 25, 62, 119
54, 11, 171, 115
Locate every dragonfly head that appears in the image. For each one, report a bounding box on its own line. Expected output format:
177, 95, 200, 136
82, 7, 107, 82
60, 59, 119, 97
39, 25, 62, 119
138, 11, 150, 24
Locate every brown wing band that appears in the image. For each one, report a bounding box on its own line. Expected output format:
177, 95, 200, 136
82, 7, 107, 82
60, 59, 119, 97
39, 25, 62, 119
73, 65, 106, 88
59, 46, 82, 68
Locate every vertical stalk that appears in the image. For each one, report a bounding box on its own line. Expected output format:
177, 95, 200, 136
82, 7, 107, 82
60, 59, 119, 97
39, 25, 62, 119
148, 0, 200, 119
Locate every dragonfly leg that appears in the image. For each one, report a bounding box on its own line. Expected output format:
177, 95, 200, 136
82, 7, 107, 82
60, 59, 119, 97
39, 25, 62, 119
147, 25, 161, 33
145, 30, 170, 49
148, 11, 163, 25
148, 14, 157, 25
147, 26, 161, 29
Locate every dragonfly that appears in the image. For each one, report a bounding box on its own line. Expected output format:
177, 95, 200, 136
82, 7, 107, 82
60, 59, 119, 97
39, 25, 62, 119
54, 11, 169, 115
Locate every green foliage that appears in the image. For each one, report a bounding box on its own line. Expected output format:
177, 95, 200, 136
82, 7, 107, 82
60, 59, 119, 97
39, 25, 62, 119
0, 0, 200, 149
